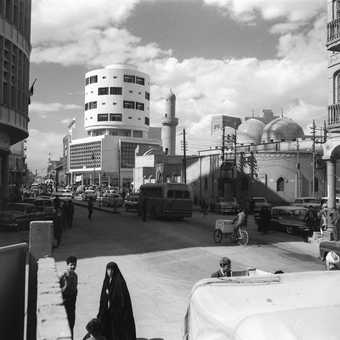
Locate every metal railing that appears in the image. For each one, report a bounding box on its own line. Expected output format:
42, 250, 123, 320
327, 18, 340, 45
328, 104, 340, 126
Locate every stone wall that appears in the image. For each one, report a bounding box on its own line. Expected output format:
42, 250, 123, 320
36, 257, 71, 340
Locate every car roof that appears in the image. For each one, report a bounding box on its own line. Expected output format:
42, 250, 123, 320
272, 205, 308, 211
8, 202, 35, 207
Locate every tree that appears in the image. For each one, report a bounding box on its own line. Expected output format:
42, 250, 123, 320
247, 151, 257, 179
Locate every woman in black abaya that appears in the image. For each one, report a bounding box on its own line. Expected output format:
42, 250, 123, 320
97, 262, 136, 340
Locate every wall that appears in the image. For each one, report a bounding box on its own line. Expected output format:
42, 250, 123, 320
0, 243, 27, 340
36, 257, 71, 340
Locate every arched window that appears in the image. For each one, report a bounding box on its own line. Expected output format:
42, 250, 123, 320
334, 0, 340, 19
276, 177, 284, 192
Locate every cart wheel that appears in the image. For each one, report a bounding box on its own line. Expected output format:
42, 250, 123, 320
214, 229, 223, 243
238, 230, 249, 246
286, 226, 294, 234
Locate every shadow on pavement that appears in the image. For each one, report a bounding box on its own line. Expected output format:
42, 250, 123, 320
49, 204, 319, 265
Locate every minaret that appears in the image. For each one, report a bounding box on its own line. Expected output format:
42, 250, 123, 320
161, 89, 178, 156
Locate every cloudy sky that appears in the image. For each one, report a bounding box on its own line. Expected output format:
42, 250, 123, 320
28, 0, 327, 173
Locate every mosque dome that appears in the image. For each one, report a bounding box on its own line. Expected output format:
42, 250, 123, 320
237, 119, 265, 145
261, 117, 304, 143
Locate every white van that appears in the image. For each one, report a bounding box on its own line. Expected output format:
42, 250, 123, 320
184, 271, 340, 340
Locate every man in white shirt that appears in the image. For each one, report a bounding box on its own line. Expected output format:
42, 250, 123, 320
325, 251, 340, 270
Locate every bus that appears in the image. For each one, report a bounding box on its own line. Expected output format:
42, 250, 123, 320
139, 183, 193, 219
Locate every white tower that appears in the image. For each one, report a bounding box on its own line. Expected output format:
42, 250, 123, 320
161, 90, 178, 155
84, 64, 150, 138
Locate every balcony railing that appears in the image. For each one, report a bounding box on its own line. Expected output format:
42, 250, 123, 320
327, 18, 340, 51
328, 104, 340, 128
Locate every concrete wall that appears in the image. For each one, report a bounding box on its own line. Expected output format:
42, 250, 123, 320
0, 243, 27, 340
36, 257, 71, 340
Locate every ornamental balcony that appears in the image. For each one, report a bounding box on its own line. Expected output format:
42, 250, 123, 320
328, 104, 340, 130
327, 19, 340, 51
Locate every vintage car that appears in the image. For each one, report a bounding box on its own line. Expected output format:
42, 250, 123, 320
270, 205, 318, 235
293, 197, 321, 209
101, 192, 123, 207
215, 197, 239, 214
184, 271, 340, 340
0, 210, 28, 231
81, 189, 97, 201
124, 194, 139, 211
1, 203, 45, 231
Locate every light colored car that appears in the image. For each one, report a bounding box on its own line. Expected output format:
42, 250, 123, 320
82, 190, 97, 201
293, 197, 321, 209
215, 197, 239, 214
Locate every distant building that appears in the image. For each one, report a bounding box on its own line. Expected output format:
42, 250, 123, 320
67, 64, 162, 189
245, 109, 279, 125
0, 0, 32, 206
211, 115, 241, 136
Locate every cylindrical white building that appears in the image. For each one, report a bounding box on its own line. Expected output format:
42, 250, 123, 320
84, 64, 150, 138
161, 90, 178, 155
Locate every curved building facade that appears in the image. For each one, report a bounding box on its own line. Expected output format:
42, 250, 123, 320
0, 0, 31, 205
84, 64, 150, 139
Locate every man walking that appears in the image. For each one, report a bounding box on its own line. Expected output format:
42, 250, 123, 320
88, 198, 93, 220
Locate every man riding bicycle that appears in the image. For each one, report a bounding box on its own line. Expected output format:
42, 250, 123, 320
233, 208, 247, 239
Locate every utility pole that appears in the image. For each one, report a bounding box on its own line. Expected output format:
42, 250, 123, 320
182, 129, 187, 184
323, 120, 328, 143
311, 120, 316, 196
91, 151, 95, 186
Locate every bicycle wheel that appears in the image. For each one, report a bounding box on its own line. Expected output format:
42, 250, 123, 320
214, 229, 223, 243
238, 230, 249, 245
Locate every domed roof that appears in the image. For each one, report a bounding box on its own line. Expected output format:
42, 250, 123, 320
261, 117, 304, 143
237, 119, 265, 145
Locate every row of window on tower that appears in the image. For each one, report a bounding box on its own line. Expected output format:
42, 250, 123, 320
85, 74, 146, 86
85, 100, 145, 111
96, 113, 150, 125
95, 86, 150, 100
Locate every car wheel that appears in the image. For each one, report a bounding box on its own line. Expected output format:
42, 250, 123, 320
214, 229, 223, 243
286, 226, 294, 234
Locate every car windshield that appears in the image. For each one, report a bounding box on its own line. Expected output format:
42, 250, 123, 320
304, 198, 319, 203
253, 198, 265, 203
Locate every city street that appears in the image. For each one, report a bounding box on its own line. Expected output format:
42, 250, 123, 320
48, 206, 323, 340
0, 205, 324, 339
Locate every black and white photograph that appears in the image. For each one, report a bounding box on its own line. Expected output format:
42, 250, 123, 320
1, 0, 340, 339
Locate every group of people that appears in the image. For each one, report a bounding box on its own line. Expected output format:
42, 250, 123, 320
53, 196, 74, 247
60, 256, 136, 340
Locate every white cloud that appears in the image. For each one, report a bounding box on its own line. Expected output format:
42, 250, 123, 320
26, 129, 64, 172
203, 0, 324, 27
29, 101, 82, 113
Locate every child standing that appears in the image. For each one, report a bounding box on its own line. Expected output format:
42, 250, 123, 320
60, 256, 78, 339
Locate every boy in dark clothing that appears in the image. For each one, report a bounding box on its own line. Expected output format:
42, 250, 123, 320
60, 256, 78, 339
211, 257, 232, 278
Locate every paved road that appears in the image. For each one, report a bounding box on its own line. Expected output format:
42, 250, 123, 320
0, 206, 324, 340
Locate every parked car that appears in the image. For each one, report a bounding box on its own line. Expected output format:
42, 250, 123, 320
82, 189, 97, 201
320, 196, 340, 208
102, 192, 123, 207
293, 197, 321, 209
0, 210, 28, 231
319, 240, 340, 264
52, 189, 73, 200
215, 197, 239, 214
33, 198, 56, 219
250, 197, 271, 213
3, 203, 45, 230
270, 205, 318, 235
124, 194, 139, 211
